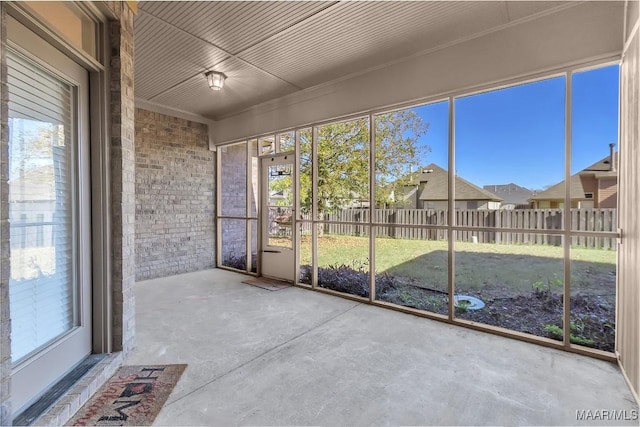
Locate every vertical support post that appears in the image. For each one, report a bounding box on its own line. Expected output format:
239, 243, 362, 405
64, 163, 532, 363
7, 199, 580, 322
369, 114, 376, 302
246, 141, 252, 274
294, 130, 301, 284
312, 126, 318, 288
564, 72, 573, 348
448, 98, 456, 320
216, 147, 222, 268
108, 10, 136, 354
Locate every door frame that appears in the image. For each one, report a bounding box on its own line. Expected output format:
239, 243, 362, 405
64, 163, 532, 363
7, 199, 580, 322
260, 153, 296, 281
5, 2, 113, 417
7, 0, 113, 356
6, 15, 92, 414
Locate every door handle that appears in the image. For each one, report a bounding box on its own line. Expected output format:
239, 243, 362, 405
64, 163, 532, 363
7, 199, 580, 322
263, 250, 281, 253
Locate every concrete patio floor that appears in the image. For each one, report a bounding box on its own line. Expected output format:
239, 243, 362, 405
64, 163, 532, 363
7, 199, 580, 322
126, 269, 638, 426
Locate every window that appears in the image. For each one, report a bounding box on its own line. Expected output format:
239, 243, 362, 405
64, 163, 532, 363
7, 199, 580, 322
23, 1, 99, 59
218, 64, 619, 355
8, 51, 77, 362
217, 140, 259, 273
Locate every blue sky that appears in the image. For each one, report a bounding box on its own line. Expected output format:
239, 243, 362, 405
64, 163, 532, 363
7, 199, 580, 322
414, 64, 619, 190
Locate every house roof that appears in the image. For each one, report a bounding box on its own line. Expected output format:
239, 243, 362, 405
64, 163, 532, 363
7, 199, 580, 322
582, 152, 618, 174
413, 163, 502, 202
528, 175, 584, 201
582, 152, 618, 179
483, 183, 534, 205
529, 152, 618, 201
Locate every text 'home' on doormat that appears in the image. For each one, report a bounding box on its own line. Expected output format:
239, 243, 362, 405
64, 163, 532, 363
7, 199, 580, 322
67, 364, 186, 426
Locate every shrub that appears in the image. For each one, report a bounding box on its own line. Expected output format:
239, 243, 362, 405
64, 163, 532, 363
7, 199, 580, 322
318, 263, 370, 297
544, 321, 596, 347
300, 262, 396, 297
222, 253, 257, 272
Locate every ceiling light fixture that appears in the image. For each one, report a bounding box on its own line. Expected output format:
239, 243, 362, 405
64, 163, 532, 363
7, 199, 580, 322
205, 71, 227, 91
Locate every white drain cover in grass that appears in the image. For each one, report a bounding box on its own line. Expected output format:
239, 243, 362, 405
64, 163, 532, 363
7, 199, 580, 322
454, 295, 485, 310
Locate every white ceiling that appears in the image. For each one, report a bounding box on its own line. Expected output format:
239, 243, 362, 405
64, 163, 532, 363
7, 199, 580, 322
134, 1, 576, 120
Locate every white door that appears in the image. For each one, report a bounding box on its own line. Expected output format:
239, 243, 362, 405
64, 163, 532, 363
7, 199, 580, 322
261, 154, 295, 281
7, 16, 92, 415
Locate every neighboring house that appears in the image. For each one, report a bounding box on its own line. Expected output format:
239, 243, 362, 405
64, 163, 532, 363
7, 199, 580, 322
397, 163, 502, 210
341, 192, 370, 209
529, 145, 618, 209
483, 183, 535, 210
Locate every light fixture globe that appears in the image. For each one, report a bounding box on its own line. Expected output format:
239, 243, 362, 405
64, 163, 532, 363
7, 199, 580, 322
205, 70, 227, 91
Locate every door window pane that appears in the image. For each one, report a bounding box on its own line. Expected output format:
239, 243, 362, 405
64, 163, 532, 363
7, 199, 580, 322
8, 52, 76, 362
267, 162, 293, 248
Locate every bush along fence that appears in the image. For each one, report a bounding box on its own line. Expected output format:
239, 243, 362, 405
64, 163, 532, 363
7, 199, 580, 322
300, 208, 617, 249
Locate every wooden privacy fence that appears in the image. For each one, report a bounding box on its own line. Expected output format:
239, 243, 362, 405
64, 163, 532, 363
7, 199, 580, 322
300, 208, 617, 249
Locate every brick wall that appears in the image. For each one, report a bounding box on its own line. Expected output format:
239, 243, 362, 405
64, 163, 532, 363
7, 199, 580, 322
135, 108, 215, 280
108, 1, 136, 355
0, 2, 136, 423
217, 142, 259, 272
0, 3, 12, 424
220, 143, 247, 216
219, 143, 248, 267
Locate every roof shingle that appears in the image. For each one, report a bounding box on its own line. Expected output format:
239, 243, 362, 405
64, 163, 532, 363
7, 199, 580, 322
412, 163, 501, 201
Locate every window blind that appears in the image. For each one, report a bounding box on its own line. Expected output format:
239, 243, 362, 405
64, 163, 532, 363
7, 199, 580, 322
7, 51, 76, 363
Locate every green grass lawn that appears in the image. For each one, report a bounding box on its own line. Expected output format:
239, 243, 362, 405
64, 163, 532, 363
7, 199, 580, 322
300, 234, 616, 297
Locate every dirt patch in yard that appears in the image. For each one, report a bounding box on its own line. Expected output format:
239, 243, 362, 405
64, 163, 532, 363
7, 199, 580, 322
379, 283, 615, 352
301, 265, 615, 353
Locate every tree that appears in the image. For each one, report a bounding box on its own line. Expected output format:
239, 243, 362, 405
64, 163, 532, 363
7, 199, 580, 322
9, 118, 65, 179
374, 110, 430, 208
296, 111, 429, 215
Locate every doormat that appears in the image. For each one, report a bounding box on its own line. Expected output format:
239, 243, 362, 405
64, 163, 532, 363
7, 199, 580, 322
242, 277, 292, 291
67, 364, 186, 426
